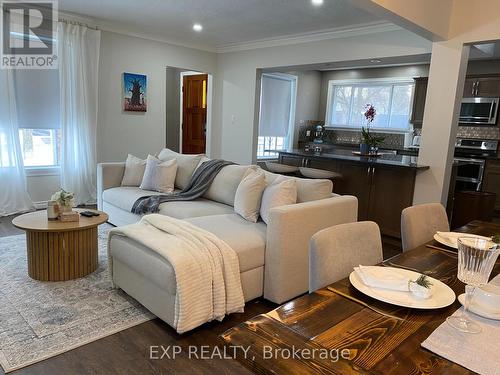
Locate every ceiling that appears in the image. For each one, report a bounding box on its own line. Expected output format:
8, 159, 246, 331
58, 0, 381, 50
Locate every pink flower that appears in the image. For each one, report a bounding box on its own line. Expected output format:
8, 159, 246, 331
364, 104, 376, 123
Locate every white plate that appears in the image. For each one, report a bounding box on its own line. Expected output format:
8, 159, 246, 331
349, 267, 456, 309
433, 232, 492, 249
458, 294, 500, 320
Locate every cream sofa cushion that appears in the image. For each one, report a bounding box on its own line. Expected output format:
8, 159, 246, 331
103, 187, 234, 219
203, 164, 252, 206
103, 187, 163, 212
157, 148, 203, 190
264, 171, 332, 203
158, 199, 234, 219
121, 154, 146, 186
260, 176, 297, 224
234, 169, 266, 222
186, 214, 266, 272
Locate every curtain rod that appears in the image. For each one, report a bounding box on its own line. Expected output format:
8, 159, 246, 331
58, 18, 99, 30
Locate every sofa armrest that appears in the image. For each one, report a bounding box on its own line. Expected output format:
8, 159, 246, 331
264, 195, 358, 304
97, 162, 125, 210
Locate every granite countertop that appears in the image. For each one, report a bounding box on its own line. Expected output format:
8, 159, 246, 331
279, 148, 429, 170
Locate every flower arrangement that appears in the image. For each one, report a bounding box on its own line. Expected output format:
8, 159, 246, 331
361, 104, 385, 154
51, 189, 75, 208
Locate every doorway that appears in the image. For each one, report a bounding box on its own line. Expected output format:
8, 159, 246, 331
165, 67, 212, 155
181, 72, 208, 154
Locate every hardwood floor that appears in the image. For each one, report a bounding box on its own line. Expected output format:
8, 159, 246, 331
0, 212, 402, 375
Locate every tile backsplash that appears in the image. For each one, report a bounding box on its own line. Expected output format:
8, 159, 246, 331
456, 126, 500, 139
298, 121, 406, 149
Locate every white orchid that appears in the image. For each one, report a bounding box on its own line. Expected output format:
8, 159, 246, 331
51, 189, 75, 207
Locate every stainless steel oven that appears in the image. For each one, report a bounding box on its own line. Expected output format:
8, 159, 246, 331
459, 97, 499, 125
454, 138, 498, 191
453, 157, 486, 191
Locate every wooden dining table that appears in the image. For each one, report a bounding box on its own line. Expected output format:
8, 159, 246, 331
220, 221, 500, 374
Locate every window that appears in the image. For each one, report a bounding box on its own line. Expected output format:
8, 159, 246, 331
257, 73, 296, 159
18, 129, 60, 167
325, 79, 414, 131
13, 69, 60, 168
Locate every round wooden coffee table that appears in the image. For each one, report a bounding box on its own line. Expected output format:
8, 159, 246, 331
12, 209, 109, 281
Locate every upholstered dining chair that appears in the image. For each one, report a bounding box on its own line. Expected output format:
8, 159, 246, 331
401, 203, 450, 252
309, 221, 383, 292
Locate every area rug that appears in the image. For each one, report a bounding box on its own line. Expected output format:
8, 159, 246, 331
0, 224, 155, 373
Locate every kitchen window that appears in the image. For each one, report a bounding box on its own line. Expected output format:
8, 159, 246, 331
257, 73, 297, 159
325, 78, 414, 131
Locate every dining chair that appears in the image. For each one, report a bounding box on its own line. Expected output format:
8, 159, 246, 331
309, 221, 383, 292
401, 203, 450, 252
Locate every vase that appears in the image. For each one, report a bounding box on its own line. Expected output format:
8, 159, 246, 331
359, 143, 370, 155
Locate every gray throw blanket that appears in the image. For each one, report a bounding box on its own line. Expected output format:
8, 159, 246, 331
131, 159, 234, 214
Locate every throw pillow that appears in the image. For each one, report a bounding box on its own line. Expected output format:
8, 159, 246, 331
259, 176, 297, 224
154, 159, 177, 193
157, 148, 203, 190
121, 154, 147, 186
234, 169, 267, 222
139, 155, 177, 193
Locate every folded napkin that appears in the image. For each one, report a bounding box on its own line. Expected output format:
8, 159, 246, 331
422, 308, 500, 375
437, 231, 491, 246
354, 265, 432, 299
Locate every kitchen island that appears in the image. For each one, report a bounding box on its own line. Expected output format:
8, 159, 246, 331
278, 149, 429, 239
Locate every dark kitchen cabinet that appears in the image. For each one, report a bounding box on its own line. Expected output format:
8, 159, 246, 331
483, 159, 500, 212
410, 77, 428, 128
464, 75, 500, 97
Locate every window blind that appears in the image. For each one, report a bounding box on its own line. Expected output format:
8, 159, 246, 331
13, 69, 60, 129
259, 74, 292, 138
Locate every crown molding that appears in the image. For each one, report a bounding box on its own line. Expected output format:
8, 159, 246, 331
215, 22, 401, 53
57, 10, 217, 53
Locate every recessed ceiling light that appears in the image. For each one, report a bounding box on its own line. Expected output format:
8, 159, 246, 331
369, 59, 382, 63
311, 0, 324, 6
193, 24, 203, 32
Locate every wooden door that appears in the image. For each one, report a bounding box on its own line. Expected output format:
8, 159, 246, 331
182, 74, 207, 154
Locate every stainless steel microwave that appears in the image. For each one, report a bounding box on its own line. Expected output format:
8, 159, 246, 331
459, 97, 499, 125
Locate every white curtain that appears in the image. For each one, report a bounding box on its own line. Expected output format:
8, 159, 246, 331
58, 22, 101, 206
0, 69, 34, 216
259, 74, 293, 137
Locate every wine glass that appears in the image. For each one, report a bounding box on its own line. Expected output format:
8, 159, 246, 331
447, 237, 499, 334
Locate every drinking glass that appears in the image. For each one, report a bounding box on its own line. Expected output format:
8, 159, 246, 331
447, 237, 499, 334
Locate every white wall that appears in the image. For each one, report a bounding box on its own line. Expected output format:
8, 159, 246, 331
97, 31, 217, 163
291, 71, 322, 148
214, 29, 431, 164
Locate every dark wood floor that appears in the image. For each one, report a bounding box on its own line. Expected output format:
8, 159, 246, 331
0, 212, 402, 375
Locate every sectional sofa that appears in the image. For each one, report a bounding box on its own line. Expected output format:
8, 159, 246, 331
98, 150, 358, 327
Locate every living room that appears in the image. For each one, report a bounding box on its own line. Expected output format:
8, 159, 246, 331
1, 1, 500, 374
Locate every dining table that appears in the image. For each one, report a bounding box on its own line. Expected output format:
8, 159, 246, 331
220, 221, 500, 374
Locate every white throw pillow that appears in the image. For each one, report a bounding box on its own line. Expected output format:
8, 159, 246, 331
234, 169, 267, 222
140, 155, 177, 193
121, 154, 146, 186
157, 148, 203, 190
154, 159, 177, 193
259, 176, 297, 224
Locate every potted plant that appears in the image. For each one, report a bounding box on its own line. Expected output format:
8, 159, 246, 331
51, 189, 75, 213
360, 104, 385, 155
